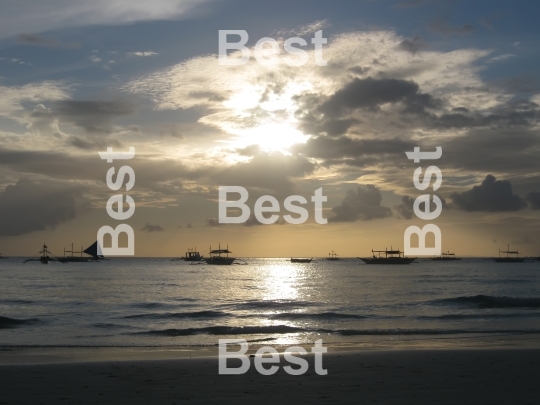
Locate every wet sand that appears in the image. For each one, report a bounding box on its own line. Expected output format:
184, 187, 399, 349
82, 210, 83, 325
1, 349, 539, 404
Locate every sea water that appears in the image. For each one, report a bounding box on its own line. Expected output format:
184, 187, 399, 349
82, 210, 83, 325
1, 258, 539, 348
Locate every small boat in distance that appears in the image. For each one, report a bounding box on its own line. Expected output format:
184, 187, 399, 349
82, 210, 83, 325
431, 251, 461, 261
493, 245, 525, 262
0, 253, 5, 260
205, 244, 236, 265
290, 258, 313, 263
326, 251, 339, 261
359, 248, 416, 265
57, 242, 102, 263
23, 244, 56, 264
172, 247, 203, 262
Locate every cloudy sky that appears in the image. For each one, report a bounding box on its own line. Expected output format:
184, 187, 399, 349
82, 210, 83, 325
0, 0, 539, 257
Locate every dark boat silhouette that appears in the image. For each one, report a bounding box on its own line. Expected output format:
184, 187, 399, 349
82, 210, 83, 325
172, 247, 202, 262
492, 245, 525, 262
431, 251, 461, 261
326, 251, 339, 261
359, 248, 416, 264
205, 244, 236, 265
23, 244, 56, 264
291, 258, 313, 263
57, 242, 102, 263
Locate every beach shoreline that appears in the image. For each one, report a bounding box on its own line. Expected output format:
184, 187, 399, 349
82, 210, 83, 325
1, 348, 539, 404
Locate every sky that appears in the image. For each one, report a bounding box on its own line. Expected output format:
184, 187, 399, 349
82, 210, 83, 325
0, 0, 540, 257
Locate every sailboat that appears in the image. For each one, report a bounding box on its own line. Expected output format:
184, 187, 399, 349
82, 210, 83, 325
23, 244, 56, 264
57, 242, 103, 263
492, 245, 525, 263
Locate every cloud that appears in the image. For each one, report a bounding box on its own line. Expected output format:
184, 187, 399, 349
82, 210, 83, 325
393, 195, 415, 219
398, 36, 428, 54
127, 51, 158, 57
16, 33, 81, 48
89, 55, 102, 63
140, 223, 164, 232
0, 0, 220, 39
450, 175, 528, 212
0, 81, 70, 120
0, 180, 88, 237
319, 77, 438, 115
427, 21, 475, 37
53, 99, 135, 134
526, 192, 540, 210
330, 185, 391, 222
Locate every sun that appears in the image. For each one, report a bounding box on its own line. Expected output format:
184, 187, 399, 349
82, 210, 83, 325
229, 121, 310, 153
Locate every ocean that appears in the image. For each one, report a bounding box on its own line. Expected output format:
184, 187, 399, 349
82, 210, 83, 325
1, 258, 539, 348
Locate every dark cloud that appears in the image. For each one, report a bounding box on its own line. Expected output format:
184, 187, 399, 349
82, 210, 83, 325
427, 21, 475, 37
294, 136, 415, 168
319, 77, 438, 115
526, 192, 540, 210
393, 195, 415, 219
0, 180, 88, 237
398, 36, 428, 54
330, 185, 392, 222
16, 33, 81, 48
450, 175, 527, 212
54, 100, 135, 134
140, 223, 164, 232
441, 128, 540, 174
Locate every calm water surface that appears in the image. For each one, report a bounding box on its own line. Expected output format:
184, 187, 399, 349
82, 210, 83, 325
1, 258, 539, 347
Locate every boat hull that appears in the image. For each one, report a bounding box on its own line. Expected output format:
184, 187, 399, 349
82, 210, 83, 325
57, 257, 98, 263
291, 259, 312, 263
205, 257, 235, 265
492, 258, 526, 263
359, 257, 416, 264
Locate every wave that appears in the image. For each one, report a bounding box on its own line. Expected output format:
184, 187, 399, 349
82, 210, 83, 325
133, 325, 319, 336
267, 311, 371, 321
133, 324, 540, 337
0, 316, 40, 329
0, 299, 36, 305
336, 328, 540, 336
417, 313, 540, 320
123, 310, 229, 320
221, 300, 318, 311
430, 295, 540, 309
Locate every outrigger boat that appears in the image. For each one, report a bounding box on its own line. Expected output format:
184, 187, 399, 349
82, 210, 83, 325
291, 258, 313, 263
205, 244, 236, 265
326, 251, 339, 261
57, 242, 102, 263
359, 248, 416, 264
492, 245, 525, 262
431, 251, 461, 261
23, 244, 56, 264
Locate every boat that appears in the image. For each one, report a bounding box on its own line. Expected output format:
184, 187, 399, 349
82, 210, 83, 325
205, 244, 236, 265
57, 242, 102, 263
358, 248, 416, 264
431, 251, 461, 261
290, 258, 313, 263
0, 253, 6, 260
326, 251, 339, 261
172, 247, 203, 262
492, 245, 525, 262
23, 244, 56, 264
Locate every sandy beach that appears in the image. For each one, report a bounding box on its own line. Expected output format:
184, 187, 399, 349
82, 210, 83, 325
1, 348, 539, 404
